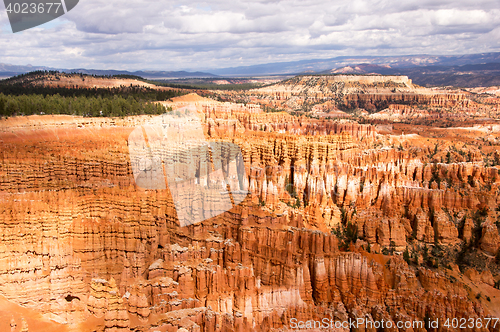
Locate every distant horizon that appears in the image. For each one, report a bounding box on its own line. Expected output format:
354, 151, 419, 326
2, 50, 500, 77
0, 50, 492, 71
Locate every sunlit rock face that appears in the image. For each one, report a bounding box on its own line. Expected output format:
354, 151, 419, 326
0, 84, 499, 331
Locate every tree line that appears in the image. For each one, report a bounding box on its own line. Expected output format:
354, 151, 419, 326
0, 82, 184, 100
0, 93, 169, 117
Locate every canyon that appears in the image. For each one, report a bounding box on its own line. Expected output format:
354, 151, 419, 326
0, 75, 499, 331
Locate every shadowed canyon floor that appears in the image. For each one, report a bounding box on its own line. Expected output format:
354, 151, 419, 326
1, 75, 500, 331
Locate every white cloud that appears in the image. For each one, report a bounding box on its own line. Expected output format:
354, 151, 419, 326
430, 9, 491, 26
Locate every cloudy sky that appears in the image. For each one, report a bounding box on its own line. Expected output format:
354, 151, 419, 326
1, 0, 499, 71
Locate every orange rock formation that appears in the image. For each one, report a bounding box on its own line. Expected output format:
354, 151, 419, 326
1, 76, 500, 330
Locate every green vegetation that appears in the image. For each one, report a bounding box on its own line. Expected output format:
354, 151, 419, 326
427, 142, 439, 160
403, 247, 411, 263
450, 145, 474, 162
422, 244, 430, 265
428, 165, 442, 187
263, 106, 286, 113
332, 221, 358, 250
149, 78, 266, 91
111, 74, 145, 80
454, 208, 493, 271
471, 207, 488, 247
0, 93, 167, 117
0, 71, 191, 117
282, 178, 301, 208
332, 207, 358, 251
0, 80, 183, 101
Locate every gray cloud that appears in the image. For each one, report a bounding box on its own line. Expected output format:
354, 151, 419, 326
0, 0, 499, 71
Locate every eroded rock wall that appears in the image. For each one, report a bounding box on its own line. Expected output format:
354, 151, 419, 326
0, 110, 498, 331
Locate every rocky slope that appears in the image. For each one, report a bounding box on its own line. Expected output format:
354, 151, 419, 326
215, 75, 471, 113
0, 89, 499, 331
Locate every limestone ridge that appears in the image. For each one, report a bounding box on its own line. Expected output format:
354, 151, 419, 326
313, 74, 413, 85
217, 74, 467, 113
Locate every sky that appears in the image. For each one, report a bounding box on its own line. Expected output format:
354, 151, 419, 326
0, 0, 499, 71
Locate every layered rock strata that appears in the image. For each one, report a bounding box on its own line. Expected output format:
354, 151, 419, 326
0, 103, 499, 331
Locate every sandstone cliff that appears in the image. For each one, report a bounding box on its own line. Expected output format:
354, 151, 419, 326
1, 88, 499, 331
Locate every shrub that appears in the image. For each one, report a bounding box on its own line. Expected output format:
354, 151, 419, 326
403, 247, 411, 264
